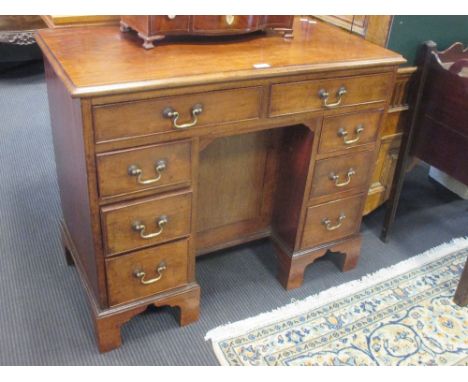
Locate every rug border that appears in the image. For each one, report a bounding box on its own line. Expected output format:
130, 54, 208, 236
205, 236, 468, 348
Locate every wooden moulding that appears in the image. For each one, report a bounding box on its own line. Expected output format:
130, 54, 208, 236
41, 15, 120, 29
388, 67, 418, 112
35, 18, 405, 98
275, 234, 362, 290
313, 16, 393, 47
120, 16, 295, 50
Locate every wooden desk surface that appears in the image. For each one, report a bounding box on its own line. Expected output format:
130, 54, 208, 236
36, 17, 405, 97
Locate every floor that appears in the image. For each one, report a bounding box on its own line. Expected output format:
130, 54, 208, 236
0, 63, 467, 365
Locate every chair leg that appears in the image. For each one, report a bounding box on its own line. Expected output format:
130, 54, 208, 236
454, 257, 468, 307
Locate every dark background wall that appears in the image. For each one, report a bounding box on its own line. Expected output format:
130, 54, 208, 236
387, 16, 468, 66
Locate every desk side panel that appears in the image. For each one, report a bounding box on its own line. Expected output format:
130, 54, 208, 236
412, 63, 468, 185
44, 58, 102, 304
271, 125, 316, 251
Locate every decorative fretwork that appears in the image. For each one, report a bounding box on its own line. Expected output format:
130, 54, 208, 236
389, 68, 418, 111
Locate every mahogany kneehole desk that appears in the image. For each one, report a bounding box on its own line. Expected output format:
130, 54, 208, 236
36, 17, 405, 352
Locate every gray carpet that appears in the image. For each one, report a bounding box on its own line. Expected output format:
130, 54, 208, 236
0, 64, 467, 365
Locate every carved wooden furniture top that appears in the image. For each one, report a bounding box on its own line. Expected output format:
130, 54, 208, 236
41, 15, 120, 29
36, 17, 404, 97
433, 42, 468, 78
120, 16, 295, 50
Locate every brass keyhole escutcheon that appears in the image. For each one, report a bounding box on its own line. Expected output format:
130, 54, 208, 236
226, 15, 235, 25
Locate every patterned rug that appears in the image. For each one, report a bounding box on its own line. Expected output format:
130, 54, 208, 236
205, 237, 468, 365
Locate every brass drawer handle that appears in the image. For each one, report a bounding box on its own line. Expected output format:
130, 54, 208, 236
329, 168, 356, 187
318, 86, 347, 108
132, 215, 168, 239
163, 104, 203, 129
322, 213, 346, 231
338, 124, 364, 145
127, 160, 167, 185
134, 262, 167, 285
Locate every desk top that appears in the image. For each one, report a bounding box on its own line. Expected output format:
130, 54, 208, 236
36, 17, 405, 98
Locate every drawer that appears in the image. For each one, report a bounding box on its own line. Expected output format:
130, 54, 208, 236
269, 73, 393, 117
106, 239, 189, 306
300, 195, 363, 250
319, 110, 383, 153
101, 192, 191, 255
191, 16, 260, 32
93, 87, 263, 143
310, 150, 374, 199
150, 16, 190, 33
96, 140, 192, 198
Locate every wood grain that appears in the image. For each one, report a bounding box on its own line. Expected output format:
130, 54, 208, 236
314, 16, 393, 47
319, 109, 383, 154
196, 131, 274, 251
106, 239, 189, 306
300, 194, 364, 250
101, 192, 191, 255
93, 87, 263, 143
310, 150, 374, 199
277, 234, 362, 290
35, 17, 404, 97
364, 135, 402, 215
120, 16, 293, 41
269, 72, 393, 117
271, 124, 317, 251
44, 58, 106, 304
41, 15, 119, 28
363, 67, 416, 215
96, 139, 192, 198
197, 131, 270, 231
412, 44, 468, 185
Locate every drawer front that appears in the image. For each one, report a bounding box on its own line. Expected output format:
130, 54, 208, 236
269, 73, 393, 117
97, 140, 192, 198
106, 239, 189, 306
310, 150, 374, 199
319, 110, 383, 153
150, 16, 190, 33
101, 192, 191, 255
261, 16, 294, 29
93, 87, 263, 143
191, 16, 260, 33
300, 195, 363, 250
